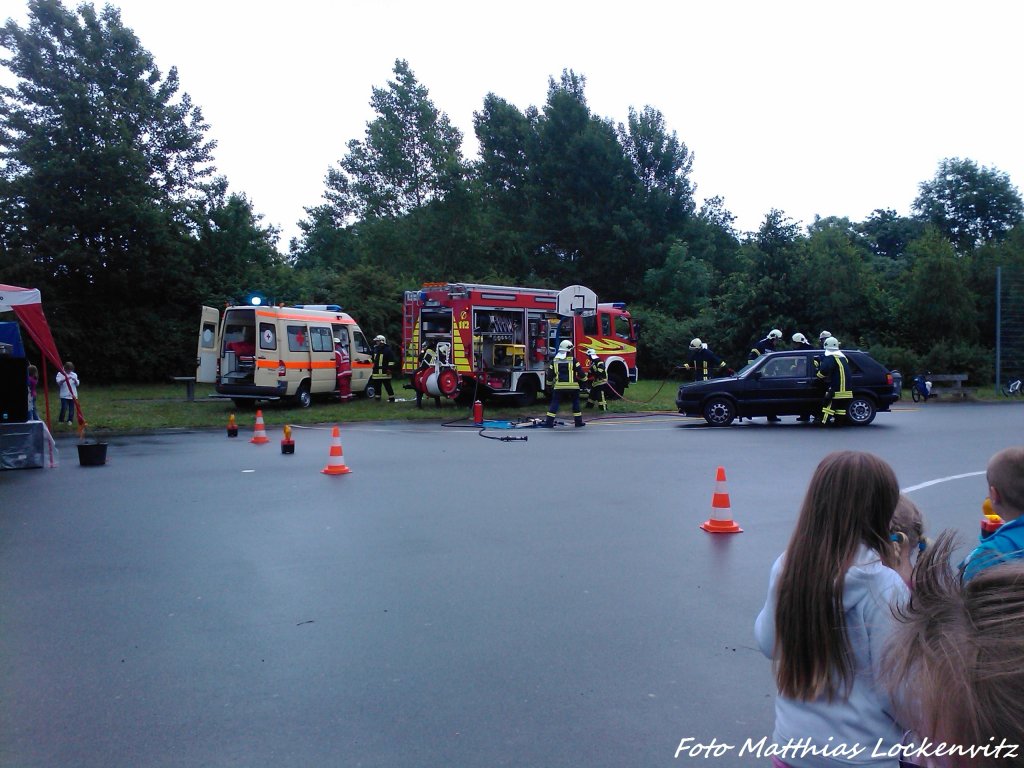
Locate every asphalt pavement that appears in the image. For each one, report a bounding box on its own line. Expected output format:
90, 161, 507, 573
1, 401, 1020, 767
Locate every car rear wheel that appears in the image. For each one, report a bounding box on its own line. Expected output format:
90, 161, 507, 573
703, 397, 736, 427
846, 396, 876, 426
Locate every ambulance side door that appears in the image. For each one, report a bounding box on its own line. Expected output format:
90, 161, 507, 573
349, 327, 372, 393
196, 306, 220, 384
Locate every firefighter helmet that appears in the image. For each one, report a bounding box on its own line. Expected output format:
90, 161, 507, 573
558, 340, 574, 354
586, 348, 598, 359
768, 329, 782, 340
373, 334, 386, 344
792, 332, 808, 345
689, 338, 702, 350
819, 330, 832, 341
824, 336, 840, 351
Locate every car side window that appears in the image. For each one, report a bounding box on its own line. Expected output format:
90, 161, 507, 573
763, 356, 805, 378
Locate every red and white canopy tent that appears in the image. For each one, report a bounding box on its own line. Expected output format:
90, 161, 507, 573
0, 283, 83, 430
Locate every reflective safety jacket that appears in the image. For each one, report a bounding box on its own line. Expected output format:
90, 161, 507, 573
371, 344, 397, 379
419, 347, 437, 370
549, 356, 585, 390
588, 358, 607, 385
748, 336, 776, 364
686, 347, 727, 381
816, 351, 852, 397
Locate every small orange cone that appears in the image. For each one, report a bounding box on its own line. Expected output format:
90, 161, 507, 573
321, 425, 352, 475
227, 413, 238, 438
281, 424, 295, 454
700, 466, 743, 533
250, 409, 270, 444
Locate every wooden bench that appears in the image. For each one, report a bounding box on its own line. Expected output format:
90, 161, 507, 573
928, 373, 977, 399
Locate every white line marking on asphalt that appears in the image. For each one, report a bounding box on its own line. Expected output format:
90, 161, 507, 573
903, 471, 985, 493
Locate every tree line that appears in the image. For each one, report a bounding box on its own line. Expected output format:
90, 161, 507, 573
2, 0, 1023, 384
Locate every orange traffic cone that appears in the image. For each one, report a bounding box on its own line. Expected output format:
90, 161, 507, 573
227, 413, 238, 438
281, 424, 295, 454
700, 466, 743, 533
250, 409, 270, 444
321, 425, 352, 475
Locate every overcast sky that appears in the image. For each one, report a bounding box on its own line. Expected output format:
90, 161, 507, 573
4, 0, 1023, 251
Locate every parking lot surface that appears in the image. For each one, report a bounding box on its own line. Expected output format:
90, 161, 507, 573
1, 403, 1019, 767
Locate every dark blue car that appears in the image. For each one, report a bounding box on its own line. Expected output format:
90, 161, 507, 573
675, 349, 899, 426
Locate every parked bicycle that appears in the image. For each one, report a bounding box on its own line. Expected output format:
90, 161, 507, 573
910, 373, 937, 403
1002, 377, 1022, 397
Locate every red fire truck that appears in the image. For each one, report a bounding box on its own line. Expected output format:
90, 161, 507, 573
401, 283, 638, 405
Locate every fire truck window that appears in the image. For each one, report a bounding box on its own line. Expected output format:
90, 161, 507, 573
614, 315, 630, 339
582, 315, 597, 335
259, 323, 276, 350
310, 326, 333, 353
601, 314, 611, 337
287, 325, 309, 352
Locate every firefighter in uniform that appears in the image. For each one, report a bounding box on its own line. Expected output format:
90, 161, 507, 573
819, 330, 832, 348
584, 348, 608, 410
791, 332, 815, 351
748, 328, 782, 365
816, 336, 852, 425
683, 338, 730, 381
415, 341, 441, 409
543, 340, 586, 428
370, 334, 397, 402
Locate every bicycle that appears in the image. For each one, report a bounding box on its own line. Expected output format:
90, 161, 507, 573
910, 374, 937, 403
1002, 377, 1022, 397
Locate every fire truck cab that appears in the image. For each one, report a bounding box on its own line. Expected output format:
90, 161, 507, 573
196, 303, 373, 408
401, 283, 638, 405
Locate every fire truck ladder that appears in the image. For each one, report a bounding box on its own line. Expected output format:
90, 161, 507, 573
402, 291, 421, 370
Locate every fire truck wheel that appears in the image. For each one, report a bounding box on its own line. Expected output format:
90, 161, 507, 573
514, 375, 539, 407
607, 369, 627, 400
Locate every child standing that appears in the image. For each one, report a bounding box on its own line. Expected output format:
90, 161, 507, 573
755, 451, 910, 768
56, 361, 79, 424
884, 532, 1024, 765
26, 363, 38, 421
960, 446, 1024, 581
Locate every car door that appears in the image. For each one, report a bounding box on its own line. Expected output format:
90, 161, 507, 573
753, 354, 817, 414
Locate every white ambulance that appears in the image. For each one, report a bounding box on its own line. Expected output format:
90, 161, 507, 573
196, 303, 373, 407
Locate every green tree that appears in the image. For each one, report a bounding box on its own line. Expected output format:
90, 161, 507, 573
331, 59, 466, 219
899, 228, 978, 349
913, 158, 1024, 252
0, 0, 216, 379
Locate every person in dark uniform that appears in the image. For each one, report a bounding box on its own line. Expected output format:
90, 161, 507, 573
415, 341, 441, 408
370, 334, 397, 402
819, 330, 832, 348
584, 348, 609, 410
748, 328, 783, 365
684, 338, 731, 381
543, 340, 586, 428
791, 332, 815, 351
816, 336, 852, 425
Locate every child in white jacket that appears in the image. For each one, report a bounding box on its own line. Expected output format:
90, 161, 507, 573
56, 361, 79, 424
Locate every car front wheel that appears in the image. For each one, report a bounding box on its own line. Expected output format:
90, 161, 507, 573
846, 396, 876, 426
703, 397, 736, 427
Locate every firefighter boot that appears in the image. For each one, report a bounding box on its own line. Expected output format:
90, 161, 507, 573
542, 413, 555, 428
574, 414, 586, 428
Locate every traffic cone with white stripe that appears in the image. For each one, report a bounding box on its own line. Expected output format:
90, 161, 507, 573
700, 465, 743, 533
250, 409, 270, 445
321, 425, 352, 475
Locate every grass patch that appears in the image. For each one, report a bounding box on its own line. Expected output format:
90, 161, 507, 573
39, 378, 687, 433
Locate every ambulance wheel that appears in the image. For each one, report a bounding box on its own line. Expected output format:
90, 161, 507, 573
294, 382, 312, 409
364, 382, 378, 400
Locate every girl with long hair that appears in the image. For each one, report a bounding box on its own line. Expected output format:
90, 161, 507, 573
755, 451, 910, 768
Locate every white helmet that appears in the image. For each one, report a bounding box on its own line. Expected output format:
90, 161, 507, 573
792, 333, 808, 345
819, 330, 832, 341
373, 334, 386, 344
689, 338, 702, 350
586, 348, 598, 359
823, 336, 840, 351
768, 329, 782, 340
558, 339, 574, 353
